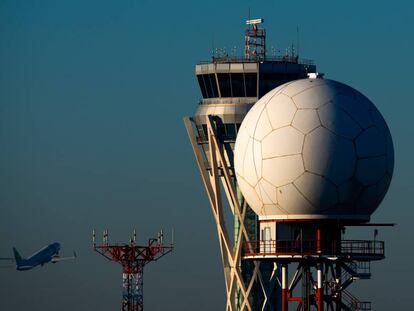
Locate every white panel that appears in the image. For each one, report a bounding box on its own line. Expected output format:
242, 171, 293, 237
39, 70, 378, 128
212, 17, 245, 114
230, 63, 244, 72
292, 109, 321, 134
243, 63, 258, 72
243, 138, 258, 186
356, 185, 378, 214
354, 91, 374, 110
303, 127, 337, 175
376, 173, 391, 206
258, 179, 278, 205
200, 64, 209, 72
276, 183, 314, 214
261, 127, 304, 158
262, 155, 304, 187
265, 94, 297, 129
333, 93, 373, 129
318, 102, 361, 139
223, 105, 235, 115
281, 78, 325, 97
214, 106, 225, 116
262, 204, 285, 217
236, 175, 263, 215
244, 101, 266, 138
254, 183, 263, 201
292, 84, 338, 109
234, 127, 250, 177
356, 156, 387, 186
195, 65, 202, 74
253, 139, 262, 179
369, 109, 388, 132
205, 105, 217, 116
294, 172, 338, 209
355, 126, 386, 158
259, 85, 283, 107
216, 63, 230, 72
253, 110, 273, 141
195, 104, 208, 116
338, 179, 363, 205
324, 137, 356, 185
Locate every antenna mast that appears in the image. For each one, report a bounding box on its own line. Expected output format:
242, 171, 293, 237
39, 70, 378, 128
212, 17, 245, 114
244, 18, 266, 61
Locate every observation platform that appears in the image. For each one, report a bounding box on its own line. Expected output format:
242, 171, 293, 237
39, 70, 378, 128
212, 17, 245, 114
243, 240, 385, 262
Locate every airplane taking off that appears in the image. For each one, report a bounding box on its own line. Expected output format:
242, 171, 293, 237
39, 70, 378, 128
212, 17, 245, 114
11, 242, 76, 271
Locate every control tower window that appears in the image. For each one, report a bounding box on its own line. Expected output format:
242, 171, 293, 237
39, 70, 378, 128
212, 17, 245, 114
259, 73, 283, 97
197, 74, 219, 98
259, 73, 299, 97
231, 73, 245, 97
204, 74, 217, 98
197, 75, 208, 98
207, 74, 219, 98
217, 73, 232, 97
244, 73, 257, 97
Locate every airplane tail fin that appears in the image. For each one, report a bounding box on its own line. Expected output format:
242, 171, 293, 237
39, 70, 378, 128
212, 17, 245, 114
12, 248, 23, 265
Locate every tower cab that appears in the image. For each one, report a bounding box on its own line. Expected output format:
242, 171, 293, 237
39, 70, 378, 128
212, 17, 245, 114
193, 18, 316, 148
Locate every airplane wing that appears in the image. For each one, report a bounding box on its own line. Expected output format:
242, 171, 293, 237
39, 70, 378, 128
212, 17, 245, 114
0, 264, 15, 268
51, 251, 77, 263
0, 258, 15, 268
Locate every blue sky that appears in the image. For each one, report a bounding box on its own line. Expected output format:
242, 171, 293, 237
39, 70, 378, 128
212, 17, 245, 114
0, 1, 413, 310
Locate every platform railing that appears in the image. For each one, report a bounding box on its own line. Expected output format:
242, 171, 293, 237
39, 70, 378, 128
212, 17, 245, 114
341, 240, 384, 256
199, 55, 315, 65
243, 240, 384, 257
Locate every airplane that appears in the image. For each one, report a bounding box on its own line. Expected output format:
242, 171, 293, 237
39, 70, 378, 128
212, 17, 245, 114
8, 242, 76, 271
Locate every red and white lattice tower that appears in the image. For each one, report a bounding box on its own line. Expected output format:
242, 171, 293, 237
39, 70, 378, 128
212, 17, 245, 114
93, 229, 173, 311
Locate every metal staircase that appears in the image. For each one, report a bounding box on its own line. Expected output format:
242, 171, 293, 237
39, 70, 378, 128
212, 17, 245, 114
341, 289, 371, 311
335, 261, 372, 310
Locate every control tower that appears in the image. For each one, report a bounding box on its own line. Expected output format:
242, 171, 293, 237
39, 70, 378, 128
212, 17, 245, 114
184, 19, 316, 310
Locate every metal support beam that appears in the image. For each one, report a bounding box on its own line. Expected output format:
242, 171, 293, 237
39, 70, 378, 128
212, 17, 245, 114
317, 263, 323, 311
184, 116, 279, 311
281, 264, 288, 311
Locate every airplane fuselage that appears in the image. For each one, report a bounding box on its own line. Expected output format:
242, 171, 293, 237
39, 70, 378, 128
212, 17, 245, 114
16, 242, 60, 271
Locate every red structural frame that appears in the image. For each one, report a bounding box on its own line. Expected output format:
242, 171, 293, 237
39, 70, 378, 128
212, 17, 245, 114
93, 230, 173, 311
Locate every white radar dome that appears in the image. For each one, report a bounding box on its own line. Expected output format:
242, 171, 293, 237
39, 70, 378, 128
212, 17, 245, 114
234, 78, 394, 221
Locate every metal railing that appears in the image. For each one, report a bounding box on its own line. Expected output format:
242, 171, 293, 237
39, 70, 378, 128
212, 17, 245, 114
199, 55, 315, 66
342, 289, 371, 311
341, 240, 384, 256
243, 240, 384, 257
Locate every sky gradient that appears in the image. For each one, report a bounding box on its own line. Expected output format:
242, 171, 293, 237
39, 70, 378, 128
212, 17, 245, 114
0, 1, 413, 310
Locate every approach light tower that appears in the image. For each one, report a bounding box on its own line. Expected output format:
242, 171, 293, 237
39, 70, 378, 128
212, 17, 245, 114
184, 19, 316, 310
93, 229, 173, 311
